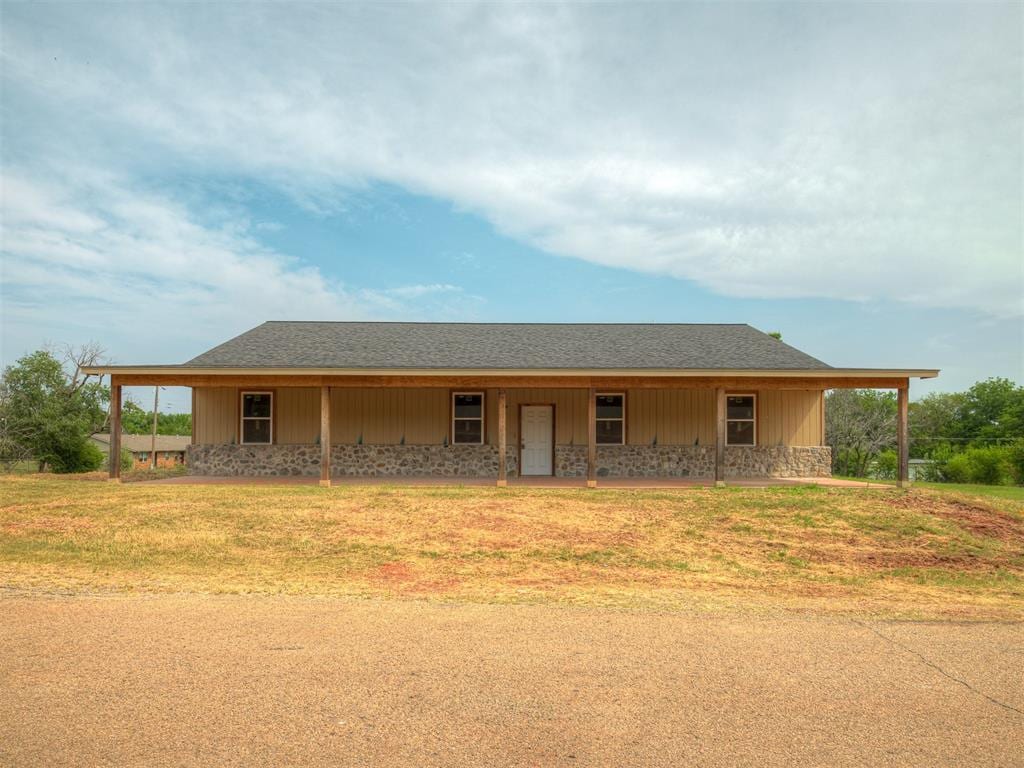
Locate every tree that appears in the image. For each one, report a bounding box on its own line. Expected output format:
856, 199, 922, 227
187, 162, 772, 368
955, 378, 1024, 444
909, 391, 966, 458
826, 378, 1022, 484
120, 401, 149, 434
825, 389, 897, 477
120, 399, 192, 435
0, 346, 110, 472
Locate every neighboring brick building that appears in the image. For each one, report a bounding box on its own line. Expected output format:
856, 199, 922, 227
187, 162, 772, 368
90, 433, 190, 468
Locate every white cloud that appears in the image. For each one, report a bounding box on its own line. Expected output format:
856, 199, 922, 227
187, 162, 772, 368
0, 170, 474, 363
1, 1, 1021, 332
370, 284, 461, 300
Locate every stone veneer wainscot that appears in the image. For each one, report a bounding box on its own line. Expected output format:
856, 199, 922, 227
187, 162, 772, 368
188, 443, 831, 479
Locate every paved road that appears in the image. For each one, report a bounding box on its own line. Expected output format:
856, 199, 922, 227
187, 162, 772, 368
1, 595, 1021, 767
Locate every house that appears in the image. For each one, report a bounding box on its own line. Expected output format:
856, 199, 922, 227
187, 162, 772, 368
90, 433, 190, 468
84, 322, 938, 486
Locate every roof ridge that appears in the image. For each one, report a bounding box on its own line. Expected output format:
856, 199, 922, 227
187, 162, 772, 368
262, 321, 754, 326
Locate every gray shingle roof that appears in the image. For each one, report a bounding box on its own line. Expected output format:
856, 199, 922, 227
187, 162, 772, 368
184, 322, 831, 370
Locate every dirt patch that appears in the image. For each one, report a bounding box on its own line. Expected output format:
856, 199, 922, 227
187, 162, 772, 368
795, 538, 1019, 571
373, 561, 417, 583
451, 510, 639, 548
369, 561, 460, 594
850, 549, 1005, 571
887, 494, 1024, 541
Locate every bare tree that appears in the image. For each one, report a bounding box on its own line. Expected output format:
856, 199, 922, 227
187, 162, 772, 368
62, 342, 107, 394
54, 342, 113, 431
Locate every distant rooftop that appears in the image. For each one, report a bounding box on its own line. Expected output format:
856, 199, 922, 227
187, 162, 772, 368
183, 322, 832, 371
91, 434, 191, 453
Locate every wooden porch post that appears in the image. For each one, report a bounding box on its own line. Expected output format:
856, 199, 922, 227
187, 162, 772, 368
150, 386, 159, 470
320, 385, 331, 487
109, 380, 121, 482
897, 381, 909, 489
715, 387, 726, 487
497, 389, 507, 487
587, 387, 597, 488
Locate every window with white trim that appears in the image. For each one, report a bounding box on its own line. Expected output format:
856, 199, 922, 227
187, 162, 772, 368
452, 392, 484, 444
726, 394, 756, 446
241, 391, 273, 444
596, 393, 625, 444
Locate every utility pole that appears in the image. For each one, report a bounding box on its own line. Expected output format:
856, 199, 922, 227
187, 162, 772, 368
150, 387, 160, 470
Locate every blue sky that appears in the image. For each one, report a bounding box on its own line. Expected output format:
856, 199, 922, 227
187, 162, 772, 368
1, 2, 1021, 413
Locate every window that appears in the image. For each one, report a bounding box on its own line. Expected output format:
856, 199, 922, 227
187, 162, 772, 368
596, 393, 625, 444
241, 391, 273, 444
452, 392, 484, 444
726, 394, 756, 446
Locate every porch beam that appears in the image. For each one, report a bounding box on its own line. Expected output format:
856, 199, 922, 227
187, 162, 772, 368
109, 381, 122, 482
897, 382, 909, 488
587, 387, 597, 488
108, 374, 917, 390
320, 386, 331, 487
715, 387, 726, 488
497, 389, 507, 487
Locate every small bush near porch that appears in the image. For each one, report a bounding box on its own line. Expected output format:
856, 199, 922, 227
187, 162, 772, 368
1, 476, 1021, 620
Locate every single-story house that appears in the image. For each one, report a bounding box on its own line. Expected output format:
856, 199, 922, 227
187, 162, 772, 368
90, 433, 190, 467
85, 322, 937, 486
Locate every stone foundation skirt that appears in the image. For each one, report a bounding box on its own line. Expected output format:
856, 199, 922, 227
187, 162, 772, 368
187, 444, 832, 478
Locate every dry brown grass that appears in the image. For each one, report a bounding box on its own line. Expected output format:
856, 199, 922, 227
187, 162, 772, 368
1, 475, 1022, 619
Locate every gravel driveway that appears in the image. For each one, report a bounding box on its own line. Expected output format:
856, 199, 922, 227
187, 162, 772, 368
1, 595, 1021, 767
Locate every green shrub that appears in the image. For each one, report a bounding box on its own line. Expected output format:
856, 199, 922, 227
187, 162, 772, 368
47, 439, 105, 474
917, 459, 946, 482
121, 448, 134, 472
919, 445, 952, 482
1006, 439, 1024, 485
941, 453, 972, 483
872, 450, 897, 480
964, 446, 1010, 485
937, 446, 1011, 485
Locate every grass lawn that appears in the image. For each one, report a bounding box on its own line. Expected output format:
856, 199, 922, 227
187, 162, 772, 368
835, 476, 1024, 502
121, 465, 189, 483
2, 474, 1022, 619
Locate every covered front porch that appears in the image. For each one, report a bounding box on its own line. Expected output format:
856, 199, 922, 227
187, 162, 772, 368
103, 371, 918, 488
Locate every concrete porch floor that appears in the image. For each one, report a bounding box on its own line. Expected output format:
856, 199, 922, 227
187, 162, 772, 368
150, 475, 892, 489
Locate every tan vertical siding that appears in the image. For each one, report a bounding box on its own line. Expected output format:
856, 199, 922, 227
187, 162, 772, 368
193, 388, 237, 444
758, 390, 824, 446
626, 389, 715, 446
404, 389, 448, 444
193, 385, 825, 448
329, 387, 448, 444
276, 388, 319, 444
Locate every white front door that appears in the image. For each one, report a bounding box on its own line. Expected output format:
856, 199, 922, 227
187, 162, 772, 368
521, 405, 554, 476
